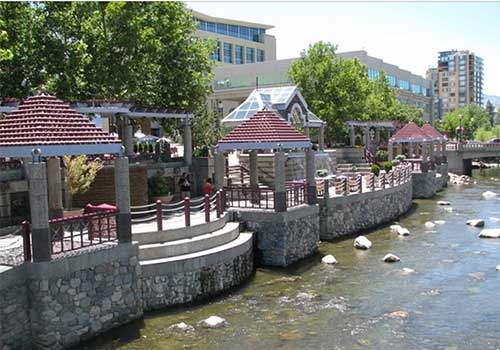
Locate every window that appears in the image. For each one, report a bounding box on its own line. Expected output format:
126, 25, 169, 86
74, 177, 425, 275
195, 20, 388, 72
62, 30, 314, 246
422, 87, 428, 96
216, 23, 227, 35
194, 18, 265, 43
223, 43, 232, 63
386, 75, 396, 87
207, 21, 216, 33
228, 25, 239, 37
209, 41, 221, 62
367, 68, 379, 80
235, 45, 243, 64
246, 47, 254, 63
198, 20, 207, 31
257, 49, 264, 62
398, 79, 409, 90
411, 84, 421, 94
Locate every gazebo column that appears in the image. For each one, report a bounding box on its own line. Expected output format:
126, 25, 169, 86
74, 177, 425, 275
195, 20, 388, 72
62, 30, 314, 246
27, 161, 51, 262
362, 127, 368, 147
388, 142, 394, 161
123, 116, 134, 157
304, 125, 310, 137
429, 141, 435, 168
421, 143, 428, 173
441, 140, 447, 163
249, 150, 258, 186
115, 155, 131, 242
47, 157, 63, 219
319, 123, 325, 150
274, 151, 286, 212
375, 128, 380, 144
184, 117, 193, 167
396, 143, 403, 156
305, 148, 317, 205
349, 126, 355, 147
408, 143, 414, 158
214, 151, 225, 191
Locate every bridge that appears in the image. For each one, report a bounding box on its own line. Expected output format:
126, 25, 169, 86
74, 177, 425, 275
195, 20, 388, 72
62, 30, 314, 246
446, 142, 500, 175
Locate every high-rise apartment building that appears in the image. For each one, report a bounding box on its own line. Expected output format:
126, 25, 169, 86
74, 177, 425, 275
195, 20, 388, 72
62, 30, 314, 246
192, 10, 276, 65
426, 68, 442, 120
433, 50, 483, 115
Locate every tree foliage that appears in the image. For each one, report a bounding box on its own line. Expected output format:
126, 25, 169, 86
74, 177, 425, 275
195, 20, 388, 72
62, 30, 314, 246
63, 155, 103, 196
436, 104, 492, 140
289, 41, 425, 142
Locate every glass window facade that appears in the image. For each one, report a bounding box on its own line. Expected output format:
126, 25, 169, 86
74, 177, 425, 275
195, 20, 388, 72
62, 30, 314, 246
223, 43, 232, 63
246, 47, 255, 63
411, 84, 421, 94
398, 79, 409, 90
196, 19, 265, 43
257, 49, 264, 62
386, 75, 396, 87
235, 45, 243, 64
209, 41, 221, 62
367, 68, 380, 80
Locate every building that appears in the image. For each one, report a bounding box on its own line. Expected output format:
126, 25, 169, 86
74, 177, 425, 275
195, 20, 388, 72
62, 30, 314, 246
432, 50, 484, 115
210, 51, 434, 122
426, 67, 442, 120
192, 10, 276, 65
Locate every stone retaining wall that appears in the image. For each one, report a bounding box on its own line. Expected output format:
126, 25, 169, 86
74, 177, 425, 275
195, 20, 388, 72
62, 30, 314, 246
412, 171, 441, 199
232, 205, 319, 267
319, 181, 413, 240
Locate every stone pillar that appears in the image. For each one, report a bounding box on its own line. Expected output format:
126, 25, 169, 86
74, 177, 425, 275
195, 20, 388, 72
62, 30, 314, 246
388, 142, 394, 161
396, 143, 403, 157
304, 125, 310, 137
123, 116, 134, 157
421, 143, 428, 173
429, 141, 435, 167
114, 156, 131, 243
349, 126, 355, 147
441, 140, 447, 163
408, 143, 414, 158
27, 161, 51, 262
319, 123, 325, 150
305, 148, 317, 205
375, 128, 380, 144
47, 157, 63, 219
184, 117, 193, 167
214, 152, 225, 190
249, 150, 258, 187
274, 151, 286, 212
362, 127, 368, 147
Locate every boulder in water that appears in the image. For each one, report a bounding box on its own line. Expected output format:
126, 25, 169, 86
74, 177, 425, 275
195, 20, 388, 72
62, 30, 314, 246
397, 227, 410, 236
402, 267, 415, 274
496, 265, 500, 272
322, 255, 337, 265
387, 310, 409, 319
425, 221, 435, 229
482, 191, 497, 199
437, 201, 451, 206
383, 253, 400, 263
478, 229, 500, 239
168, 322, 194, 333
354, 236, 372, 249
390, 224, 402, 233
466, 219, 485, 227
199, 316, 229, 329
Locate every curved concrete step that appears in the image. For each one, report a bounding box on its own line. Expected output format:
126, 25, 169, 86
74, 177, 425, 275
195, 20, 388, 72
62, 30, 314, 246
140, 232, 253, 275
139, 222, 240, 260
133, 214, 227, 245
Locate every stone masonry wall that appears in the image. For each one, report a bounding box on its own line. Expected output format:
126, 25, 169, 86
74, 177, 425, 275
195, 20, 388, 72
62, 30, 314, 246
0, 265, 31, 350
26, 243, 143, 350
412, 171, 440, 199
233, 205, 320, 267
319, 181, 413, 240
141, 240, 253, 310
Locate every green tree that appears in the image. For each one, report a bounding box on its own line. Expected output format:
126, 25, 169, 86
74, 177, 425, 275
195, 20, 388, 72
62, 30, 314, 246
437, 104, 492, 140
289, 41, 370, 141
364, 72, 398, 120
0, 18, 12, 62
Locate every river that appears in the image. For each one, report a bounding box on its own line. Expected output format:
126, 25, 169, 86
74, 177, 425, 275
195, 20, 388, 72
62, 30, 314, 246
78, 168, 500, 350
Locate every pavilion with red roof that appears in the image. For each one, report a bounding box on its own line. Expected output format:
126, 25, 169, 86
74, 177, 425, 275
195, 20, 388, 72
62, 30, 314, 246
215, 109, 316, 212
421, 123, 448, 164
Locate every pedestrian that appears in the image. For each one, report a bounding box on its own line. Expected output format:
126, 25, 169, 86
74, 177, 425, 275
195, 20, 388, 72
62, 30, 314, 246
179, 173, 191, 199
204, 178, 213, 196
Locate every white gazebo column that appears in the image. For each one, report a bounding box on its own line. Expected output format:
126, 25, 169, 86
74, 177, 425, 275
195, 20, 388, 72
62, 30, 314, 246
421, 143, 428, 173
214, 151, 225, 191
350, 126, 355, 147
184, 117, 193, 167
123, 116, 134, 157
319, 123, 325, 150
388, 142, 394, 161
27, 160, 51, 262
396, 143, 403, 157
249, 150, 258, 187
429, 141, 435, 167
441, 140, 447, 163
274, 151, 286, 212
305, 148, 317, 205
115, 155, 131, 242
304, 125, 310, 137
363, 127, 369, 147
47, 157, 63, 219
375, 128, 381, 144
408, 143, 414, 158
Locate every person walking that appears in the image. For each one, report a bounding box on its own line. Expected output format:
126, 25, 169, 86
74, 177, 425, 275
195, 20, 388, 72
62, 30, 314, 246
179, 173, 191, 199
203, 178, 213, 196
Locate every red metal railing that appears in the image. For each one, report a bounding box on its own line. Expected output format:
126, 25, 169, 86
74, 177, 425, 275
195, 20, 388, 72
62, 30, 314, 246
48, 209, 118, 257
286, 181, 307, 207
224, 185, 275, 209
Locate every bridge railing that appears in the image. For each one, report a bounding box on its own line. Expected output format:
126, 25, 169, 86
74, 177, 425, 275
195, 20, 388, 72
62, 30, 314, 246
447, 141, 500, 152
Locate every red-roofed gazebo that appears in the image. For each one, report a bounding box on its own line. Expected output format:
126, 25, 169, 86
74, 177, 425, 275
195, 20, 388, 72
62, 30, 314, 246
421, 123, 448, 164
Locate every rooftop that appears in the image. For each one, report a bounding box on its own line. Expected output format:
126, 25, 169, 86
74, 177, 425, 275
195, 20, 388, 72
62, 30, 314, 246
390, 122, 436, 143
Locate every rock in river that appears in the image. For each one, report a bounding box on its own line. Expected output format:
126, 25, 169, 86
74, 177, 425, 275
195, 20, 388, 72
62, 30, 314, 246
169, 322, 195, 333
383, 254, 400, 263
482, 191, 497, 199
496, 265, 500, 272
466, 219, 485, 227
390, 224, 402, 233
397, 227, 410, 236
425, 221, 435, 229
437, 201, 451, 206
478, 229, 500, 239
322, 255, 337, 265
354, 236, 372, 249
199, 316, 229, 329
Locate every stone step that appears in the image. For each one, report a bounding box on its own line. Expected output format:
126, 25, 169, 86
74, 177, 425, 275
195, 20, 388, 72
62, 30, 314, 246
132, 214, 228, 245
140, 232, 253, 275
138, 222, 240, 260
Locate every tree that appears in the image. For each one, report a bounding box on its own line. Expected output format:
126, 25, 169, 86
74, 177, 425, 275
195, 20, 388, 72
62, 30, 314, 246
436, 104, 492, 140
63, 156, 103, 208
289, 41, 370, 141
486, 100, 495, 123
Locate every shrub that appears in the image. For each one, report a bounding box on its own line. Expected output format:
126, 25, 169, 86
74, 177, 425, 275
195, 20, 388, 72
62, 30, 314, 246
316, 169, 329, 177
148, 173, 173, 198
375, 150, 388, 162
395, 154, 406, 161
391, 159, 401, 166
371, 164, 380, 176
383, 161, 393, 172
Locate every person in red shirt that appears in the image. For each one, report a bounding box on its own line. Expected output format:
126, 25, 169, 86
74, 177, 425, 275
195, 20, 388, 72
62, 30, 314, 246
203, 178, 212, 196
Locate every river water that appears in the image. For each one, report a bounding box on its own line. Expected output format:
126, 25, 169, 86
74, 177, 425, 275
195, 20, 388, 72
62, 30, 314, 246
79, 169, 500, 350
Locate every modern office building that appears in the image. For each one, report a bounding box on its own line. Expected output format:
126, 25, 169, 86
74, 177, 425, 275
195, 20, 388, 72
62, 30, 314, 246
431, 50, 484, 115
192, 10, 276, 65
210, 51, 434, 122
426, 67, 442, 120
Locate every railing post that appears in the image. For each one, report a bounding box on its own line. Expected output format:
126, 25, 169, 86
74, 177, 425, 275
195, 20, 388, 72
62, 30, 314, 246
156, 200, 163, 231
22, 221, 31, 262
240, 165, 244, 185
381, 173, 386, 189
216, 190, 222, 218
357, 174, 363, 193
184, 197, 191, 227
342, 177, 348, 196
324, 179, 330, 199
370, 174, 375, 192
204, 194, 210, 223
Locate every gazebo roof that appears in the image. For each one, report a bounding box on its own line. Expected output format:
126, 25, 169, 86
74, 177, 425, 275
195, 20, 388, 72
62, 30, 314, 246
217, 109, 311, 151
0, 92, 122, 158
346, 120, 396, 128
421, 123, 446, 140
389, 122, 436, 144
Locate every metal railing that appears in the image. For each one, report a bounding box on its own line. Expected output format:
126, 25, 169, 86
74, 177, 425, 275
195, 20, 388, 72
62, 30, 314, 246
224, 185, 275, 209
286, 182, 307, 208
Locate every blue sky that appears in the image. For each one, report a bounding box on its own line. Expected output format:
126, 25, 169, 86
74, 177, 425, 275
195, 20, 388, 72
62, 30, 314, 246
187, 1, 500, 96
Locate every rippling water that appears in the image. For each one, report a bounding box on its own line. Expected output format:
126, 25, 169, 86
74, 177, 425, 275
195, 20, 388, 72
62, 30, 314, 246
78, 168, 500, 350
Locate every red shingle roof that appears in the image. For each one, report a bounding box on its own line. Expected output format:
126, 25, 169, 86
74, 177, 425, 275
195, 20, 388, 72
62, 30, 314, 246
390, 122, 433, 143
421, 123, 445, 140
0, 92, 122, 157
217, 110, 311, 151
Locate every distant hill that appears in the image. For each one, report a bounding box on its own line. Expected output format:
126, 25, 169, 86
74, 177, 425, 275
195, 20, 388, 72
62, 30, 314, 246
484, 94, 500, 108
